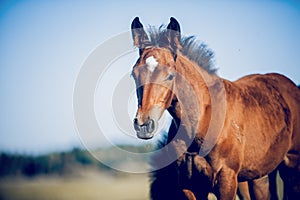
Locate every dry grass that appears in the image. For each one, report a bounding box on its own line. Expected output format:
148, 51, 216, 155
0, 169, 149, 200
0, 168, 284, 200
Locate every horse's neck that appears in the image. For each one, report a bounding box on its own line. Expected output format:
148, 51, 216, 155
168, 55, 218, 151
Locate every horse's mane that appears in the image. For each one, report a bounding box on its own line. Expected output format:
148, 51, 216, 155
147, 26, 217, 74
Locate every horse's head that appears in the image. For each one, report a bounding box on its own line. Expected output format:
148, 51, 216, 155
131, 17, 181, 139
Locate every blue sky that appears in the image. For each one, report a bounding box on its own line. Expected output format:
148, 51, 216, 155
0, 0, 299, 154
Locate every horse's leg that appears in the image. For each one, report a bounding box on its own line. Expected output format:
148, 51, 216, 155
248, 175, 270, 200
237, 181, 251, 200
278, 102, 300, 199
279, 154, 300, 200
237, 173, 277, 200
216, 167, 238, 200
182, 189, 197, 200
269, 169, 279, 200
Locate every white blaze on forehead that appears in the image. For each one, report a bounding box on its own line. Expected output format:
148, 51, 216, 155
145, 56, 158, 72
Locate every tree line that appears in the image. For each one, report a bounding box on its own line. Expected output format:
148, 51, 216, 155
0, 148, 109, 177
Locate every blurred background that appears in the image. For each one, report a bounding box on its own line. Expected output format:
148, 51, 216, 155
0, 0, 299, 199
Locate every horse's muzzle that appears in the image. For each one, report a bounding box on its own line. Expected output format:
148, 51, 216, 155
133, 118, 156, 139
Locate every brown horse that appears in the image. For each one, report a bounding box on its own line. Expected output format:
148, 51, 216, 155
131, 17, 300, 199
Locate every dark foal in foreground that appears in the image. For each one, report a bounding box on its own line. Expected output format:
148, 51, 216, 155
151, 120, 278, 200
131, 17, 300, 199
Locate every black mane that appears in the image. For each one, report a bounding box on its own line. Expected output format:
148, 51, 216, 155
147, 26, 217, 74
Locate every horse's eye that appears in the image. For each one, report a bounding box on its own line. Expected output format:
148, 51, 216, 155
167, 73, 175, 81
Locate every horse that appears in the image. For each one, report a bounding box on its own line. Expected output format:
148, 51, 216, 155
130, 17, 300, 199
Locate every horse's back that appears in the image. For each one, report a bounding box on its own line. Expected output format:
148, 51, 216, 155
235, 73, 300, 125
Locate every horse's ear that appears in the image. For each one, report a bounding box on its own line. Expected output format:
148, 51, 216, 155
131, 17, 150, 52
167, 17, 182, 58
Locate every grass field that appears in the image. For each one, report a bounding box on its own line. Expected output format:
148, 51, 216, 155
0, 169, 149, 200
0, 167, 284, 200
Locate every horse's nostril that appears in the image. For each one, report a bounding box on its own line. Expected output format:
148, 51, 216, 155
133, 118, 141, 131
147, 119, 155, 133
147, 119, 153, 126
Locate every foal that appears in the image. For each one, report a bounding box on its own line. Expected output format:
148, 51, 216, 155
131, 17, 300, 199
